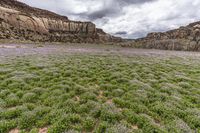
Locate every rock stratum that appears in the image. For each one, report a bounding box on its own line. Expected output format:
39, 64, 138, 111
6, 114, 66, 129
129, 21, 200, 51
0, 0, 121, 43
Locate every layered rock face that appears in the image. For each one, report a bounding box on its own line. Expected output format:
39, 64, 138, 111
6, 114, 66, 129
0, 0, 121, 43
131, 22, 200, 51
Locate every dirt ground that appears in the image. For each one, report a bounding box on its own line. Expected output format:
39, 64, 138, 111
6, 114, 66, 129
0, 43, 200, 59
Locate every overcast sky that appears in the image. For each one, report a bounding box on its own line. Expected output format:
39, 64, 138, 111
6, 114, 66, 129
20, 0, 200, 39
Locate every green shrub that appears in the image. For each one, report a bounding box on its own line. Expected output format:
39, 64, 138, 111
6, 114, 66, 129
31, 87, 47, 95
0, 120, 17, 133
74, 84, 87, 95
106, 123, 132, 133
7, 81, 30, 91
0, 90, 10, 99
100, 84, 116, 91
110, 72, 124, 80
48, 114, 82, 133
18, 111, 37, 129
29, 128, 39, 133
64, 130, 79, 133
100, 103, 122, 123
5, 94, 20, 107
67, 114, 82, 124
0, 68, 12, 75
51, 89, 64, 96
80, 92, 97, 103
88, 102, 101, 118
63, 70, 73, 77
23, 103, 36, 111
16, 90, 24, 98
45, 109, 65, 124
166, 119, 193, 133
142, 124, 166, 133
122, 109, 150, 128
0, 98, 6, 108
115, 77, 130, 83
48, 122, 70, 133
130, 103, 149, 114
113, 98, 130, 108
34, 106, 51, 117
32, 107, 50, 126
95, 121, 109, 133
16, 105, 29, 112
150, 102, 175, 120
83, 117, 95, 131
22, 92, 37, 103
184, 115, 200, 129
1, 107, 21, 119
112, 89, 124, 97
43, 96, 59, 106
178, 82, 192, 89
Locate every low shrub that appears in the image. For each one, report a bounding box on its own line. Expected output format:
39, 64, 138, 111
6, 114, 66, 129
22, 92, 37, 103
29, 128, 39, 133
112, 89, 124, 97
31, 87, 47, 95
5, 94, 20, 107
18, 111, 37, 129
95, 121, 109, 133
0, 120, 17, 133
80, 92, 97, 103
48, 114, 82, 133
82, 117, 95, 131
106, 123, 132, 133
100, 103, 122, 123
1, 107, 21, 119
0, 98, 6, 108
0, 90, 10, 99
74, 84, 87, 95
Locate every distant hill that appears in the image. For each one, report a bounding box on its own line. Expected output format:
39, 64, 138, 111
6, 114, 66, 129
0, 0, 122, 43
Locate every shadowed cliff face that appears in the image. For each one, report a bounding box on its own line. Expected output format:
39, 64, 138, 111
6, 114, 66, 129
131, 21, 200, 51
0, 0, 122, 43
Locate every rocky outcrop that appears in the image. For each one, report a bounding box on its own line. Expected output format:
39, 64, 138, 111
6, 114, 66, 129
130, 22, 200, 51
0, 0, 121, 43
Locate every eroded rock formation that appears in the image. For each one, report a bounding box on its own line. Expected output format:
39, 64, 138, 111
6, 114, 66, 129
0, 0, 121, 43
131, 22, 200, 51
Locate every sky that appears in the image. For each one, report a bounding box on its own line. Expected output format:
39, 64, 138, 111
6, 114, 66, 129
19, 0, 200, 39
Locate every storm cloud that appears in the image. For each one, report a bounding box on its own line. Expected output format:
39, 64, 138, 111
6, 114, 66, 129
20, 0, 200, 38
80, 0, 156, 20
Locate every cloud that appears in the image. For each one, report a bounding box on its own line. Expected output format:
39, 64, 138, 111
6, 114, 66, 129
20, 0, 155, 20
116, 0, 156, 5
20, 0, 200, 38
73, 0, 156, 21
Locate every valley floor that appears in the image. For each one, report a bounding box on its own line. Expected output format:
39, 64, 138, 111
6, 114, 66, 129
0, 43, 200, 133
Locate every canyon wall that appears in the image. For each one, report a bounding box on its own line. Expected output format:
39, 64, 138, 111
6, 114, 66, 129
129, 22, 200, 51
0, 0, 121, 43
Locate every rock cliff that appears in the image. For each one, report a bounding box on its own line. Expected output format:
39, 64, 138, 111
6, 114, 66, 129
130, 21, 200, 51
0, 0, 121, 43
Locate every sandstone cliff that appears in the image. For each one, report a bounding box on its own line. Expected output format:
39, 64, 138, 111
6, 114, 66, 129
129, 22, 200, 51
0, 0, 121, 43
